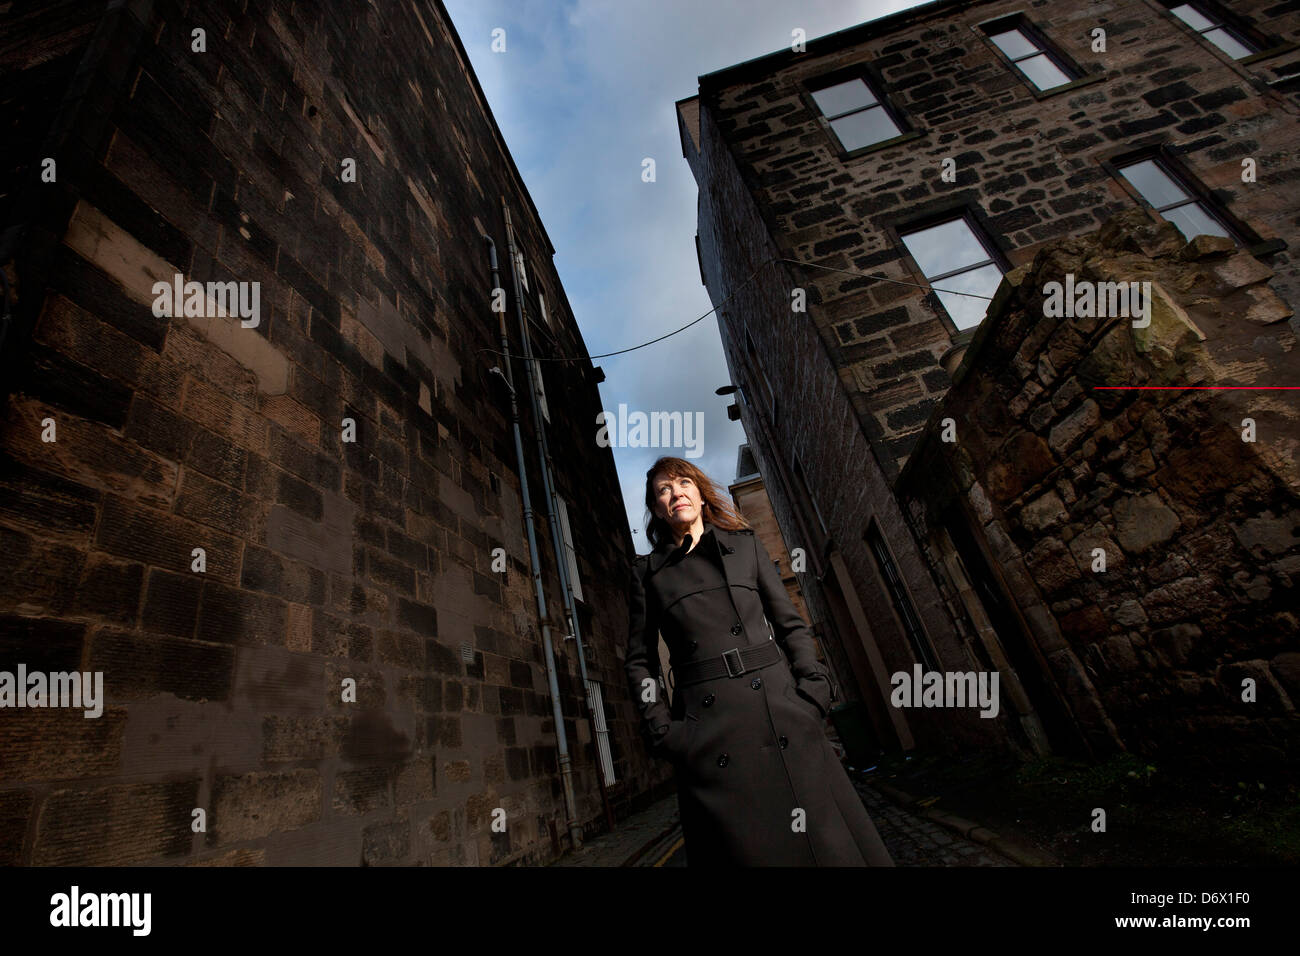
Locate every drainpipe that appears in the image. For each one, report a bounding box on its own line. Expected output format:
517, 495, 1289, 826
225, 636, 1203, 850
482, 230, 582, 852
501, 199, 613, 833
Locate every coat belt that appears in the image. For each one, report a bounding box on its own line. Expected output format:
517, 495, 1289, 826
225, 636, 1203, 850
675, 640, 783, 686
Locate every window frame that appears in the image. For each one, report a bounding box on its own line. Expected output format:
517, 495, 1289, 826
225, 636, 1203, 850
1098, 144, 1284, 258
894, 210, 1009, 335
556, 493, 583, 603
802, 63, 923, 160
1102, 146, 1241, 244
978, 14, 1099, 98
866, 518, 940, 673
1157, 0, 1290, 64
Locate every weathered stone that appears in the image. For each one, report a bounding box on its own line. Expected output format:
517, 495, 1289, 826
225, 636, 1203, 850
1211, 253, 1273, 290
1068, 522, 1125, 573
1020, 491, 1069, 533
1231, 511, 1300, 557
1113, 492, 1181, 553
1218, 660, 1294, 713
1048, 399, 1101, 455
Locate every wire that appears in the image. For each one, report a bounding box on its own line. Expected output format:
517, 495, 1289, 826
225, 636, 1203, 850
476, 252, 996, 364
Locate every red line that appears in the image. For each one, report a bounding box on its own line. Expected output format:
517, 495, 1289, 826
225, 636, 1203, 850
1091, 386, 1300, 390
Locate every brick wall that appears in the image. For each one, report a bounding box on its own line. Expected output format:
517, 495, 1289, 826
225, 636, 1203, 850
0, 0, 651, 866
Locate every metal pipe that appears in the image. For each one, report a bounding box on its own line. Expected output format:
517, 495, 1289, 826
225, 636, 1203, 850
487, 219, 583, 851
482, 230, 583, 853
501, 206, 612, 832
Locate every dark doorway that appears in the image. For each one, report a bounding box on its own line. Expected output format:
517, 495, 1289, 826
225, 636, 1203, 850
941, 503, 1088, 758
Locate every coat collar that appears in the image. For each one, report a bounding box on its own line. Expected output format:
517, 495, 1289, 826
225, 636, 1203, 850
645, 520, 749, 577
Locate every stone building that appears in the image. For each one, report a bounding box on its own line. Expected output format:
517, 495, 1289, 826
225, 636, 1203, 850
729, 443, 815, 639
678, 0, 1300, 773
0, 0, 649, 865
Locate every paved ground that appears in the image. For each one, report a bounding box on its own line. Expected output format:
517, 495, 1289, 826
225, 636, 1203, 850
549, 772, 1016, 867
851, 777, 1010, 866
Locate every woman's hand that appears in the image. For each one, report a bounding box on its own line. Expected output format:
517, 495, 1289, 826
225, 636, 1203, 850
795, 674, 832, 719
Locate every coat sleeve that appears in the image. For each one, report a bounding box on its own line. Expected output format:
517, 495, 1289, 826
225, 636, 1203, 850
624, 555, 673, 757
753, 532, 836, 718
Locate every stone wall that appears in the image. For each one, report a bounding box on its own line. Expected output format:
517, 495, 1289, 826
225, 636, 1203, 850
0, 0, 648, 866
901, 208, 1300, 775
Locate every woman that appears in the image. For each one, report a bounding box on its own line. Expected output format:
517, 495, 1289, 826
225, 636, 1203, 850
625, 455, 894, 866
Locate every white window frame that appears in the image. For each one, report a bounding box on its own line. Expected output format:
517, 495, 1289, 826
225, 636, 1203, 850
809, 75, 902, 151
556, 494, 583, 602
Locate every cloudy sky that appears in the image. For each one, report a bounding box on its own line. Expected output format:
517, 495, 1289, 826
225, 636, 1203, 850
442, 0, 922, 552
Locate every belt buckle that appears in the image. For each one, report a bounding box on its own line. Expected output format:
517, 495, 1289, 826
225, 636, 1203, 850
722, 647, 743, 678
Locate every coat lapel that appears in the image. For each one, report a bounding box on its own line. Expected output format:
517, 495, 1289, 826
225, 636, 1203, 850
646, 521, 741, 579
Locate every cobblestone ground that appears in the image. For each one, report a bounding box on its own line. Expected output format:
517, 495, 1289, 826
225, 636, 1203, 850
548, 794, 680, 867
549, 777, 1015, 867
851, 778, 1012, 867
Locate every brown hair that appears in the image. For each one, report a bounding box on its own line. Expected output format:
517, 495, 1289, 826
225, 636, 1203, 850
643, 456, 750, 549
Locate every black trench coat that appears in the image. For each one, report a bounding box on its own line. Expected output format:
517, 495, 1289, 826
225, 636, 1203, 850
625, 521, 894, 866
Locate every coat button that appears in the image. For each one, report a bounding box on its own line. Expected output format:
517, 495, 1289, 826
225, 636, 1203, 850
689, 640, 699, 652
730, 623, 742, 636
723, 545, 734, 554
717, 753, 729, 767
702, 694, 715, 707
750, 677, 762, 689
779, 736, 788, 749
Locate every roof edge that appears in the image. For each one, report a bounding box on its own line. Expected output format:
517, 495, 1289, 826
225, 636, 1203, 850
697, 0, 978, 91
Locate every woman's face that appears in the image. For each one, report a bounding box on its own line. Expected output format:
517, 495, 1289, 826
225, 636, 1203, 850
653, 473, 702, 530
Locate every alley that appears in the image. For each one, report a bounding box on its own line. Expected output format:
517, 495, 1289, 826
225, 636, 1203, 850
550, 776, 1016, 867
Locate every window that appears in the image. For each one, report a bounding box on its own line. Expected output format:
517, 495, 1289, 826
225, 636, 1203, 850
556, 495, 582, 601
867, 520, 939, 672
585, 678, 615, 785
537, 290, 554, 331
1115, 158, 1234, 243
810, 75, 902, 151
899, 216, 1003, 331
1168, 3, 1257, 59
984, 21, 1078, 91
532, 358, 550, 423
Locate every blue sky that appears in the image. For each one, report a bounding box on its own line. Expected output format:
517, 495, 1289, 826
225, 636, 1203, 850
442, 0, 923, 552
